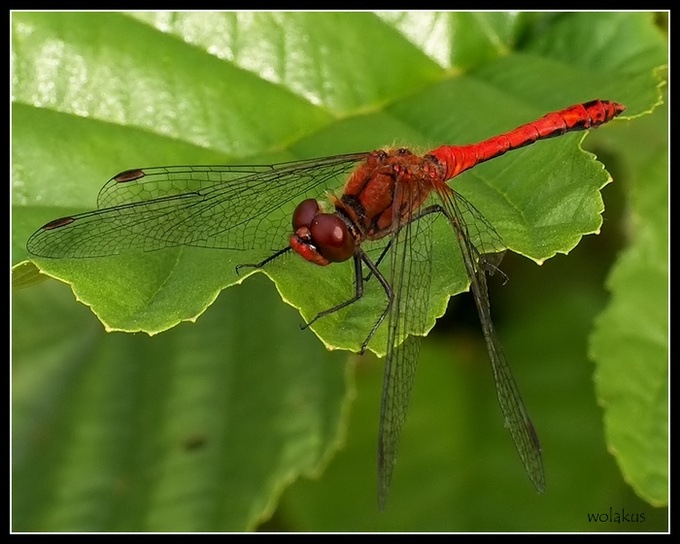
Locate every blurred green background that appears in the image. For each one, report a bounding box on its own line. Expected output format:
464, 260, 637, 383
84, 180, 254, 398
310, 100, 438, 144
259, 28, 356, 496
12, 12, 667, 531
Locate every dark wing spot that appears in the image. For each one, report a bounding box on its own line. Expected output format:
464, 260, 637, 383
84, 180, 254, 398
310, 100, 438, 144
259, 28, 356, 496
43, 216, 75, 230
114, 169, 145, 183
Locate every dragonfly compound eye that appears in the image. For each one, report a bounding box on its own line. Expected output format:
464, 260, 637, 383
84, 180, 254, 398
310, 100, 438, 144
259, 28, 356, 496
292, 198, 321, 230
310, 214, 355, 263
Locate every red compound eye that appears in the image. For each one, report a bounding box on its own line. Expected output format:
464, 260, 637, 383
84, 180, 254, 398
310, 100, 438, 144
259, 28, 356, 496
292, 199, 320, 230
310, 214, 355, 263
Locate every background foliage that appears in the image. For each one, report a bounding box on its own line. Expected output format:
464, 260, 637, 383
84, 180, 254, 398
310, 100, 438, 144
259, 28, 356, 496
12, 11, 667, 531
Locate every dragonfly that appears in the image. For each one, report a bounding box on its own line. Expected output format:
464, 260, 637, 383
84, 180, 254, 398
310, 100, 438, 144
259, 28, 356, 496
27, 99, 625, 509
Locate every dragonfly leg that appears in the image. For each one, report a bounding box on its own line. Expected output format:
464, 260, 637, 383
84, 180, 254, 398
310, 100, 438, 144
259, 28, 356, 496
234, 246, 292, 275
364, 239, 393, 282
358, 251, 393, 353
304, 251, 365, 327
304, 249, 394, 355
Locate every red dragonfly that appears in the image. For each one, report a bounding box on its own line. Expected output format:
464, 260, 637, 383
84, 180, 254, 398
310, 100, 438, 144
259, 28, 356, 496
27, 99, 625, 509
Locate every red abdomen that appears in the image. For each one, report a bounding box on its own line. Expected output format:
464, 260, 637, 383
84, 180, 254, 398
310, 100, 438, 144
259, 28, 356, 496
429, 100, 625, 180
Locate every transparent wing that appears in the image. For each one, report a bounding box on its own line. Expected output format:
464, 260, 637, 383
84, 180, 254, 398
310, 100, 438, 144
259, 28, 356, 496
377, 194, 436, 510
439, 186, 546, 493
27, 154, 367, 258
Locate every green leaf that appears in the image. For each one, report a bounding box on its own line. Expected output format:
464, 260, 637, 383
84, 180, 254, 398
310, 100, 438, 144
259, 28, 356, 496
591, 96, 668, 507
280, 298, 667, 530
11, 261, 46, 289
12, 274, 350, 531
15, 14, 661, 347
12, 11, 667, 530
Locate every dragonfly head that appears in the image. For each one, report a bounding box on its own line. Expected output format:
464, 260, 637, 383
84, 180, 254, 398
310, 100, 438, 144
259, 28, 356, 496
290, 199, 355, 266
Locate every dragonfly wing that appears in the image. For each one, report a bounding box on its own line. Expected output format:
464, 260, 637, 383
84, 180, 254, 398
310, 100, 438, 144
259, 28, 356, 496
471, 261, 546, 493
27, 154, 367, 259
96, 154, 368, 208
377, 196, 436, 510
97, 164, 281, 208
443, 187, 546, 493
378, 335, 423, 511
